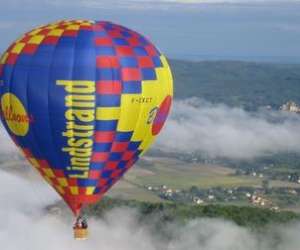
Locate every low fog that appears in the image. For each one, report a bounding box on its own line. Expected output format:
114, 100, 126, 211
156, 98, 300, 159
0, 124, 18, 155
0, 169, 300, 250
1, 99, 300, 249
2, 98, 300, 160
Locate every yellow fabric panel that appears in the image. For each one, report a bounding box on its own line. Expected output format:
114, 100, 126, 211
55, 186, 65, 195
0, 52, 8, 64
96, 107, 120, 120
47, 24, 59, 30
70, 187, 79, 195
130, 100, 153, 142
67, 25, 80, 30
81, 21, 94, 26
128, 73, 165, 141
44, 176, 52, 185
139, 136, 155, 155
86, 187, 96, 195
131, 55, 173, 148
28, 35, 45, 44
132, 103, 157, 149
160, 55, 174, 96
48, 29, 64, 36
44, 169, 55, 178
11, 43, 25, 54
57, 178, 68, 187
28, 158, 39, 168
28, 28, 42, 36
117, 94, 142, 132
63, 21, 73, 25
159, 56, 173, 91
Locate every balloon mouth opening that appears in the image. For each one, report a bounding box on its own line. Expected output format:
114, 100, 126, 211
72, 203, 82, 216
64, 194, 103, 216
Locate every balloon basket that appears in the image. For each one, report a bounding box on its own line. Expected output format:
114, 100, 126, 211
74, 228, 88, 240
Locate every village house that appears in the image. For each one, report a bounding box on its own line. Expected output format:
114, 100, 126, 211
280, 101, 300, 113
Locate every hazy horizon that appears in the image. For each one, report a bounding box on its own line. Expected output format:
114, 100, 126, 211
1, 0, 300, 63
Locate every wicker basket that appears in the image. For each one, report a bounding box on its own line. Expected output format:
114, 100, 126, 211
74, 228, 88, 240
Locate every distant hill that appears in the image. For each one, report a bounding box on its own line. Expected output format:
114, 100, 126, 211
1, 56, 299, 110
170, 60, 300, 110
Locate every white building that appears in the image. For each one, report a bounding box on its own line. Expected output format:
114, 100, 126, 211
208, 195, 215, 200
280, 101, 300, 113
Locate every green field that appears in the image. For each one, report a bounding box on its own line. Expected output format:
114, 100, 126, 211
1, 155, 299, 206
108, 157, 261, 200
128, 163, 261, 189
107, 156, 300, 205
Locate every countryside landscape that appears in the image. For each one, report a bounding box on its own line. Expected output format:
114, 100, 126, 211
2, 0, 300, 249
2, 59, 300, 224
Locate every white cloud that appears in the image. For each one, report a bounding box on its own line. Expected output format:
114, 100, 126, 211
0, 100, 300, 249
3, 0, 300, 10
0, 124, 18, 156
43, 0, 300, 12
1, 169, 300, 250
155, 98, 300, 159
65, 0, 300, 5
62, 0, 300, 10
2, 98, 300, 161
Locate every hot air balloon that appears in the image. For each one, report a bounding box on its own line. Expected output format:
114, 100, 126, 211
0, 20, 173, 239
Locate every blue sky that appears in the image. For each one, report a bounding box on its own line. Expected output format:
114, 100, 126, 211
1, 0, 300, 62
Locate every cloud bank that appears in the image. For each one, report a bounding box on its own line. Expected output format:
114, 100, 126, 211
1, 98, 300, 160
155, 98, 300, 159
0, 99, 300, 249
4, 0, 300, 11
0, 124, 18, 156
50, 0, 300, 10
0, 169, 300, 249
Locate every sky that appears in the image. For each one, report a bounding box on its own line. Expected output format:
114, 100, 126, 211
1, 0, 300, 62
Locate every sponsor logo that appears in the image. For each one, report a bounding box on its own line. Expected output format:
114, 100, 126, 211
0, 93, 33, 136
57, 80, 96, 179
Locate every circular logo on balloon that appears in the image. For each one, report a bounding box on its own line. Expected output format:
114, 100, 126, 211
0, 93, 31, 136
152, 95, 172, 136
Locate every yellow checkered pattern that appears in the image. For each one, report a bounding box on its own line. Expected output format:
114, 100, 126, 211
27, 157, 68, 195
0, 20, 94, 66
117, 55, 173, 154
27, 156, 97, 196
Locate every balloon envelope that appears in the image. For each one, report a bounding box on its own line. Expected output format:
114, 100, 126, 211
0, 20, 173, 214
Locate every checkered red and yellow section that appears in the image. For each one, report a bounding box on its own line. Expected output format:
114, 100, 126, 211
0, 20, 173, 215
23, 147, 137, 212
0, 20, 94, 74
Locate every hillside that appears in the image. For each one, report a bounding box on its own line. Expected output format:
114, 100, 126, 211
84, 197, 299, 229
171, 60, 300, 110
2, 60, 300, 214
